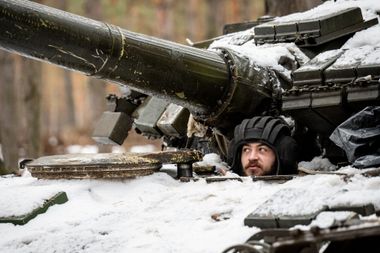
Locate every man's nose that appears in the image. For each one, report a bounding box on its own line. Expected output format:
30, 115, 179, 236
248, 150, 258, 161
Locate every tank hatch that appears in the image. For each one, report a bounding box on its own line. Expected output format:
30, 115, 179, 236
26, 150, 202, 179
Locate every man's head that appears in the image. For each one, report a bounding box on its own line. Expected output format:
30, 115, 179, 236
228, 116, 298, 176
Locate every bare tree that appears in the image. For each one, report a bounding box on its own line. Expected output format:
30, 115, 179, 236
0, 52, 19, 174
56, 0, 76, 128
16, 0, 44, 160
230, 0, 240, 23
0, 131, 2, 170
155, 0, 174, 40
186, 0, 210, 42
241, 0, 253, 21
84, 0, 109, 152
206, 0, 226, 38
19, 58, 42, 158
84, 0, 107, 126
0, 0, 45, 175
265, 0, 323, 16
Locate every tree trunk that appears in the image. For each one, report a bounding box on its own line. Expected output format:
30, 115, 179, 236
63, 70, 76, 127
84, 0, 109, 152
84, 0, 107, 125
230, 0, 239, 23
186, 0, 204, 42
206, 0, 226, 38
17, 0, 44, 159
19, 58, 42, 159
265, 0, 323, 16
56, 0, 76, 128
242, 0, 252, 21
0, 52, 19, 174
0, 158, 4, 171
155, 0, 173, 40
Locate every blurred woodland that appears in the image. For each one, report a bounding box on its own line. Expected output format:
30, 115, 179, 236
0, 0, 322, 173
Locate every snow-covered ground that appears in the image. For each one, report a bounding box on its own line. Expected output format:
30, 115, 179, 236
1, 155, 380, 253
0, 144, 3, 161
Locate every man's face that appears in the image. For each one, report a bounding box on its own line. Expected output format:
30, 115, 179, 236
240, 142, 276, 176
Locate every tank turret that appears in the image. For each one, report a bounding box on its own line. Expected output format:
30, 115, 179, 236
0, 0, 379, 162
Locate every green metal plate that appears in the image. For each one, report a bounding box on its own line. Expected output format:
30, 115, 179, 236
254, 7, 378, 47
0, 191, 68, 225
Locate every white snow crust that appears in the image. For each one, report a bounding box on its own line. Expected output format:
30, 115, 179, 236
210, 37, 302, 80
66, 145, 99, 154
298, 156, 337, 171
1, 166, 380, 253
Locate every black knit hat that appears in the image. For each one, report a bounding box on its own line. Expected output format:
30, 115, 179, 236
228, 116, 298, 176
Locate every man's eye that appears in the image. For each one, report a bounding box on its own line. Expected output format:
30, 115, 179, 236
259, 147, 268, 152
243, 148, 250, 153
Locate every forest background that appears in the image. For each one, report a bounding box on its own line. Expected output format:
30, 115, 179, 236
0, 0, 322, 173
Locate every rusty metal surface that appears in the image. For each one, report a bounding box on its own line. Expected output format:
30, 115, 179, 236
28, 166, 160, 180
139, 150, 203, 164
27, 153, 159, 166
27, 153, 161, 179
193, 165, 216, 175
205, 177, 243, 183
26, 150, 202, 179
251, 175, 296, 182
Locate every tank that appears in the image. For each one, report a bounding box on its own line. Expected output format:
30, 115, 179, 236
0, 0, 380, 164
0, 0, 275, 133
0, 0, 379, 162
1, 1, 380, 252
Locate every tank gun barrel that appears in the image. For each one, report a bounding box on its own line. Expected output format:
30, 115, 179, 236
0, 0, 230, 116
0, 0, 275, 133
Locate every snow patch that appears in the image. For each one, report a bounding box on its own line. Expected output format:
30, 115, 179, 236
1, 167, 379, 252
298, 156, 337, 171
129, 144, 157, 153
194, 153, 229, 175
308, 211, 355, 228
210, 41, 300, 80
343, 25, 380, 49
66, 145, 99, 154
0, 176, 61, 217
111, 145, 126, 153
